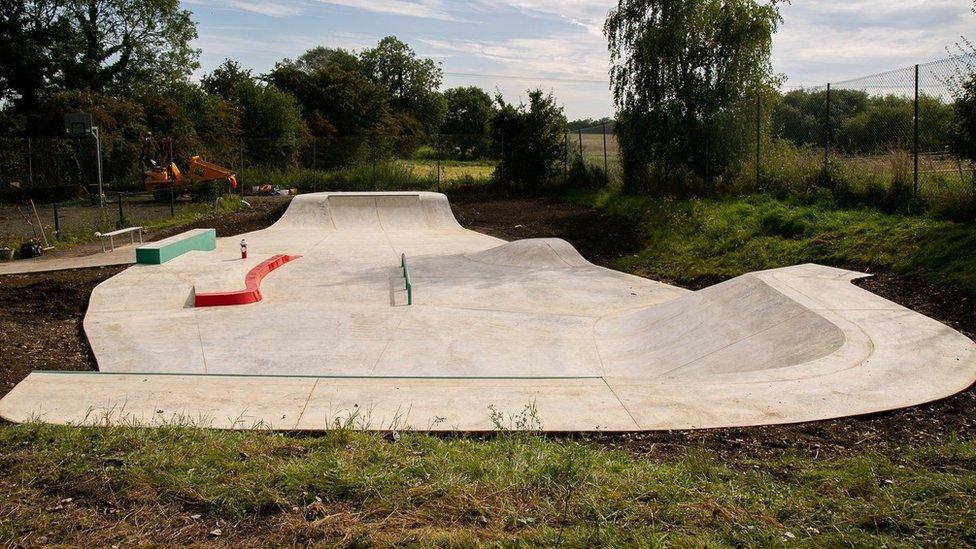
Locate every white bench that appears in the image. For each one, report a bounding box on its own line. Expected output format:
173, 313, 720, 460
95, 226, 143, 252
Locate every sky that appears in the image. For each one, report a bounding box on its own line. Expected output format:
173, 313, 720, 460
184, 0, 975, 119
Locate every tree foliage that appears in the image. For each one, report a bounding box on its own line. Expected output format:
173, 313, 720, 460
773, 89, 956, 154
359, 36, 445, 134
200, 59, 252, 102
606, 0, 780, 193
0, 0, 72, 112
0, 0, 198, 112
265, 53, 396, 166
233, 80, 307, 166
490, 90, 566, 190
441, 86, 495, 158
954, 74, 976, 165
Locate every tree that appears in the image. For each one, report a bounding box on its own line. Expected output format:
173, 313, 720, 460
201, 59, 253, 102
605, 0, 781, 193
0, 0, 71, 113
266, 52, 396, 166
359, 36, 444, 134
490, 90, 566, 190
233, 80, 308, 166
60, 0, 199, 94
441, 86, 495, 158
954, 73, 976, 166
289, 46, 360, 74
0, 0, 199, 112
566, 117, 613, 131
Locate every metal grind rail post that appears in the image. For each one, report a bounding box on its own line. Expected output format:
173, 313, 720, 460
401, 253, 412, 305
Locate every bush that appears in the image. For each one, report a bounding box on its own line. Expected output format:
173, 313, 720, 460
567, 155, 608, 189
490, 90, 566, 191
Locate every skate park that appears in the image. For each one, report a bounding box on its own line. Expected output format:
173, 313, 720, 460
1, 191, 975, 431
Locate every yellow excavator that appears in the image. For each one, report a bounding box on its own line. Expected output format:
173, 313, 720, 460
142, 134, 237, 200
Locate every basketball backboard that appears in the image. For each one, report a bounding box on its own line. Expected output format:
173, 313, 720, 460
64, 113, 93, 137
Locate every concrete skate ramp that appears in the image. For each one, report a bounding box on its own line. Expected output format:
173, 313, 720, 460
2, 192, 975, 431
596, 275, 847, 378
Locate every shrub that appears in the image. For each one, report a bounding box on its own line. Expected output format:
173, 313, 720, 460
490, 90, 566, 191
567, 155, 608, 189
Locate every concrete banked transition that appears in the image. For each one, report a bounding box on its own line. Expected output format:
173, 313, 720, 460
2, 192, 975, 431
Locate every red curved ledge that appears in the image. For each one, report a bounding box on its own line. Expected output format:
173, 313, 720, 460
194, 254, 302, 307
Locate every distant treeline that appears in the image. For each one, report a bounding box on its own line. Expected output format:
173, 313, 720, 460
772, 89, 957, 154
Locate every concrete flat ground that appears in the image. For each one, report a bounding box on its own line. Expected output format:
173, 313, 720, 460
2, 192, 975, 431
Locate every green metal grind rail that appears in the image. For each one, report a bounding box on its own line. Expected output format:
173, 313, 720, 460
401, 253, 412, 305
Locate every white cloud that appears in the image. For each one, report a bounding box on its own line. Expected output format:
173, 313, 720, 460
471, 0, 614, 36
183, 0, 303, 17
222, 0, 302, 17
313, 0, 459, 21
773, 1, 973, 86
420, 35, 609, 81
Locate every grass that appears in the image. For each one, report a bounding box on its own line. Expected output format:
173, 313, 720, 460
730, 140, 976, 221
571, 187, 976, 294
2, 423, 975, 546
241, 160, 496, 195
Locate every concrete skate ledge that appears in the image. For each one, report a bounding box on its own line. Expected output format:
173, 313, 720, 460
136, 228, 216, 265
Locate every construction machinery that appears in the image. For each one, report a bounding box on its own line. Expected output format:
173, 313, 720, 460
142, 134, 237, 200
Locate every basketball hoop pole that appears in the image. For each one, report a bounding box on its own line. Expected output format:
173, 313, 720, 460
92, 126, 104, 207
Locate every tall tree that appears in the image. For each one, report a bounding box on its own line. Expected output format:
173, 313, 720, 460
289, 46, 360, 74
359, 36, 445, 134
0, 0, 71, 112
61, 0, 199, 94
201, 59, 253, 101
441, 86, 495, 158
442, 86, 494, 136
0, 0, 199, 112
605, 0, 780, 192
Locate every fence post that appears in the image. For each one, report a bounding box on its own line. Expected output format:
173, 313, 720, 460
577, 129, 583, 160
371, 153, 377, 189
53, 202, 60, 240
602, 122, 608, 176
913, 63, 920, 197
117, 193, 125, 229
27, 137, 34, 190
756, 94, 762, 189
239, 140, 245, 195
564, 133, 569, 183
824, 83, 831, 180
436, 135, 441, 192
704, 123, 711, 185
169, 184, 175, 217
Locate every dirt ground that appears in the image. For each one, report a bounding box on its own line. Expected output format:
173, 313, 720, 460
1, 194, 975, 460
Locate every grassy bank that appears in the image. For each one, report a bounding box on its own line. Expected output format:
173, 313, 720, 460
2, 423, 975, 546
570, 188, 976, 294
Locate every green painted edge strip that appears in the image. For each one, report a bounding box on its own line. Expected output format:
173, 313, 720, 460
32, 370, 602, 381
136, 229, 216, 265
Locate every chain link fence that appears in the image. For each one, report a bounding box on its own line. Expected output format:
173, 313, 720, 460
562, 54, 975, 219
0, 133, 500, 246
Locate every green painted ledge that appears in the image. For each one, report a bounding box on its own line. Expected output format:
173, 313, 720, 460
136, 228, 217, 264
